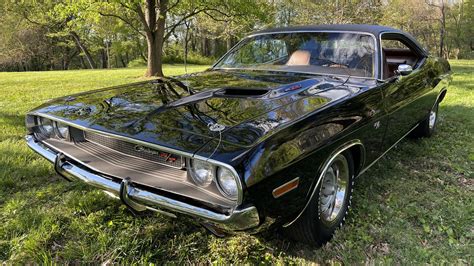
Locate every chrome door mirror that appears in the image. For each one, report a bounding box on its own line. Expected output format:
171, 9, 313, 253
397, 64, 413, 76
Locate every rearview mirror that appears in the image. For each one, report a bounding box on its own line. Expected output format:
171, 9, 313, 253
397, 64, 413, 76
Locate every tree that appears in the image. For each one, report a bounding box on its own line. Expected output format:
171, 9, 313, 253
464, 0, 474, 51
98, 0, 270, 77
426, 0, 449, 58
272, 0, 383, 26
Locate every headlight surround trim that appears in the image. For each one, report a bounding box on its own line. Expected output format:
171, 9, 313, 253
216, 167, 239, 200
37, 116, 55, 138
187, 157, 242, 202
188, 158, 215, 187
55, 121, 69, 139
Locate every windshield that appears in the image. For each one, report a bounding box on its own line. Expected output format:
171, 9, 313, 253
214, 32, 376, 78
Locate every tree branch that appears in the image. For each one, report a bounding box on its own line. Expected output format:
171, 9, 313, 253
98, 12, 145, 37
165, 0, 181, 13
135, 2, 151, 34
163, 9, 205, 41
145, 0, 157, 33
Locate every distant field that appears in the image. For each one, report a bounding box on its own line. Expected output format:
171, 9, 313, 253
0, 62, 472, 263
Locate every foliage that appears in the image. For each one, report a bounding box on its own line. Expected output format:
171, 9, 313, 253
0, 62, 472, 263
273, 0, 384, 25
128, 47, 215, 66
1, 0, 472, 73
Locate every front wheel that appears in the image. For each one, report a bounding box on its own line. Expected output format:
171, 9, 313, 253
283, 151, 354, 246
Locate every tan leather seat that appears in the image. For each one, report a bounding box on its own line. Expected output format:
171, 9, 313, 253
286, 50, 311, 66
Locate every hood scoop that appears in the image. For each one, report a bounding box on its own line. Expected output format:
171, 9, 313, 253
167, 89, 217, 107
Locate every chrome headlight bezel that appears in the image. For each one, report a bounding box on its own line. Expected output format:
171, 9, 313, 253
216, 167, 239, 200
188, 159, 215, 187
36, 117, 55, 138
187, 158, 241, 201
55, 121, 69, 139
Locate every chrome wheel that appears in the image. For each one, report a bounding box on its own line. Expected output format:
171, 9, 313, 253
319, 154, 349, 223
428, 109, 437, 130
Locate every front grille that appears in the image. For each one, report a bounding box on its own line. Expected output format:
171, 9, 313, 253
42, 137, 234, 207
84, 131, 184, 169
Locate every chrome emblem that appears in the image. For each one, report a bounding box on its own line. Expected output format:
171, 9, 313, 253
134, 145, 178, 162
208, 122, 226, 132
374, 121, 381, 129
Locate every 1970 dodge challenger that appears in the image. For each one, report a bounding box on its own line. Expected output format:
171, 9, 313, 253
26, 25, 451, 245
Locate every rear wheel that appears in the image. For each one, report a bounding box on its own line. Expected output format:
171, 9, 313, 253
284, 151, 354, 246
411, 103, 439, 138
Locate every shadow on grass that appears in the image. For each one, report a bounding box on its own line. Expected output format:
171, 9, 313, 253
451, 66, 473, 74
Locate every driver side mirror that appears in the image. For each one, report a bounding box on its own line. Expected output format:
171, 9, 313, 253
397, 64, 413, 76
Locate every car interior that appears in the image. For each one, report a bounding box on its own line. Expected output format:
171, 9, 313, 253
381, 37, 422, 79
283, 48, 374, 77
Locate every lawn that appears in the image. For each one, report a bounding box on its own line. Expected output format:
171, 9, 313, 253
0, 62, 472, 263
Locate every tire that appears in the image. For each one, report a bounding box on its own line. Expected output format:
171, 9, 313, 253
283, 150, 354, 246
411, 102, 439, 138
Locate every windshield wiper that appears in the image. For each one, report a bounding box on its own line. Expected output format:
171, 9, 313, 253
314, 58, 350, 68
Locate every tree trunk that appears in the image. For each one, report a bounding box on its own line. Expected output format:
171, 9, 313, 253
145, 34, 163, 76
70, 31, 96, 69
210, 39, 217, 56
439, 4, 446, 58
143, 0, 168, 77
100, 49, 107, 69
184, 20, 190, 73
120, 54, 127, 67
226, 37, 233, 51
79, 56, 88, 69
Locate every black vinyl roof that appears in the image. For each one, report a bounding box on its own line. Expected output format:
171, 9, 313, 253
251, 24, 404, 36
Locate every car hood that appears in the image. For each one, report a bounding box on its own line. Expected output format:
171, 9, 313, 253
30, 69, 359, 155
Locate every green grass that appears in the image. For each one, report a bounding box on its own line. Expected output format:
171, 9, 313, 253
0, 62, 472, 263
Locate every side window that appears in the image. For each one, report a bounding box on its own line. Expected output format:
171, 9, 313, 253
381, 38, 421, 79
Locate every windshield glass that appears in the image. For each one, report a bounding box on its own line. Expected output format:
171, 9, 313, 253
214, 32, 376, 78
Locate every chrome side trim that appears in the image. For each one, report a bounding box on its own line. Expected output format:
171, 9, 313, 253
357, 124, 419, 176
27, 112, 243, 205
283, 140, 364, 227
26, 135, 259, 231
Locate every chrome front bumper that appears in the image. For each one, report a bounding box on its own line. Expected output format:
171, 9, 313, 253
26, 135, 260, 231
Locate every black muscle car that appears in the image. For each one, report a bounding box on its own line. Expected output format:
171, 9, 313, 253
26, 25, 451, 245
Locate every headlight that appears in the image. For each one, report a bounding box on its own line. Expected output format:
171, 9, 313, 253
189, 159, 214, 187
55, 122, 69, 139
217, 167, 238, 200
37, 117, 54, 137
